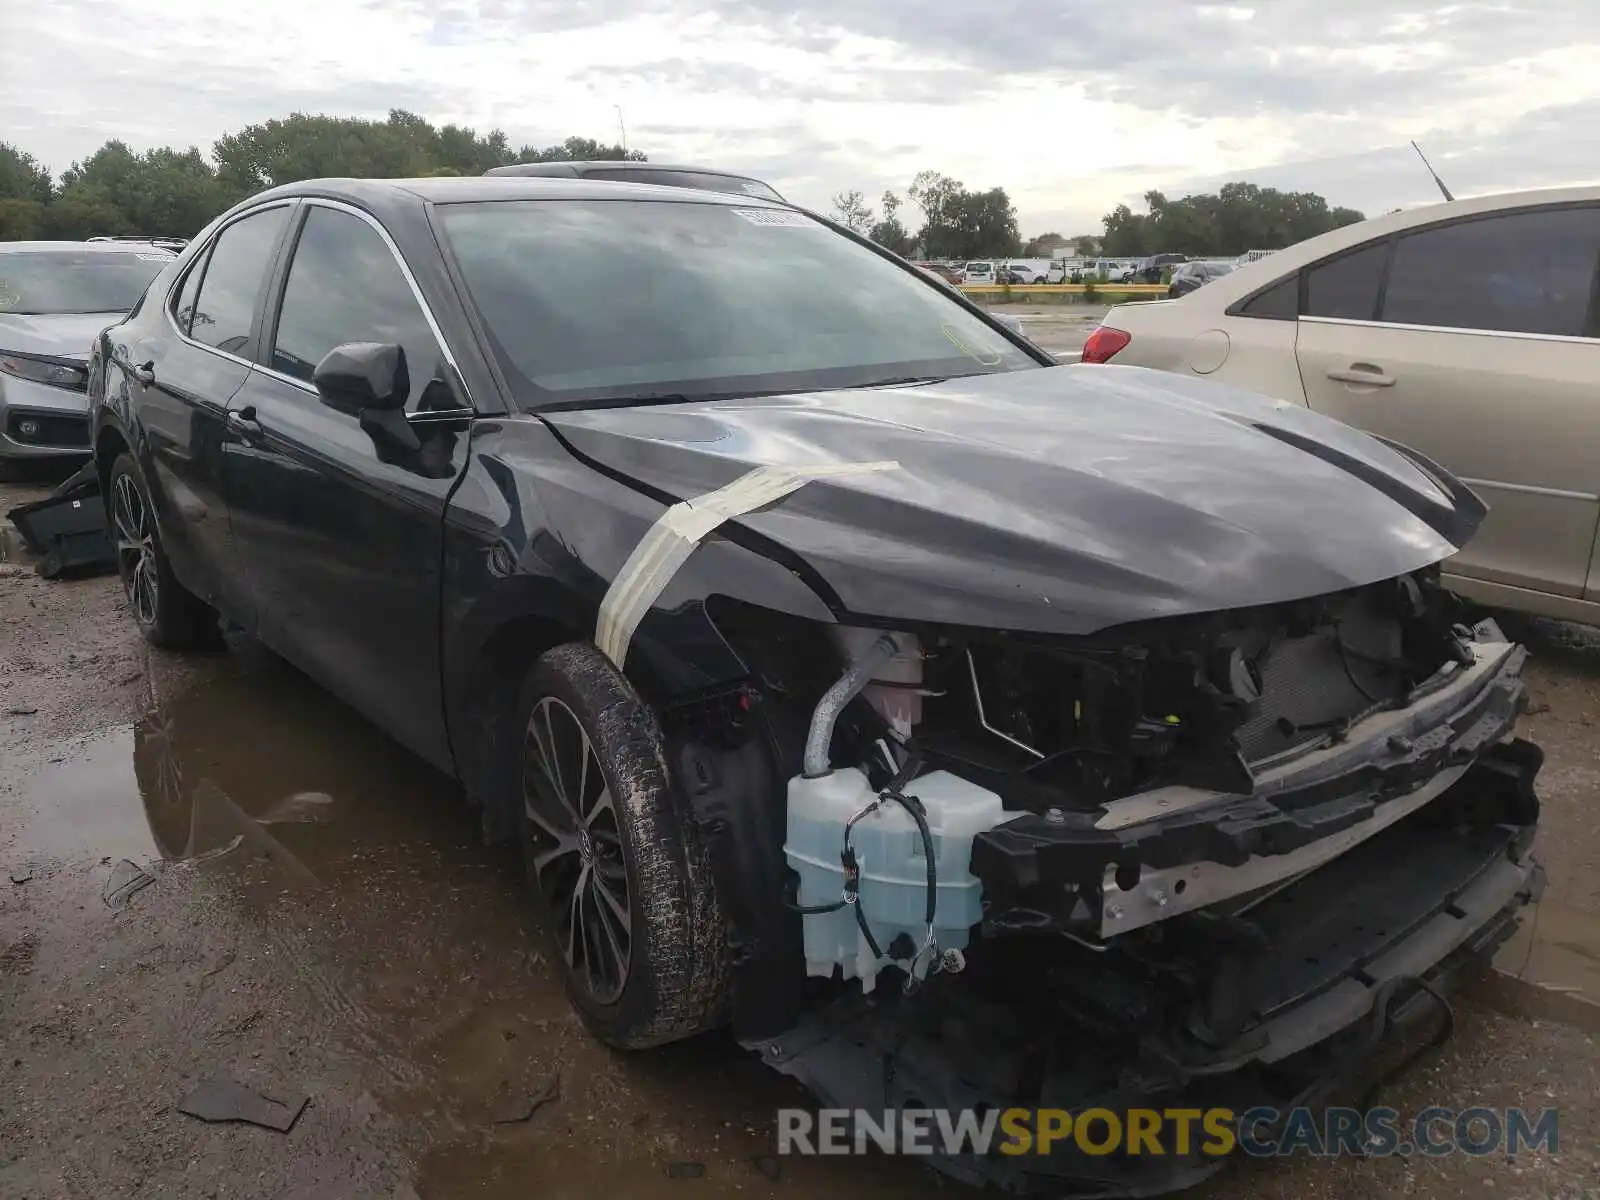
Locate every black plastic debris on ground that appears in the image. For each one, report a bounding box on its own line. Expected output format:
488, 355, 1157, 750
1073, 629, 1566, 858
103, 859, 158, 908
666, 1162, 706, 1180
5, 460, 116, 579
177, 1074, 310, 1132
491, 1070, 560, 1124
9, 867, 33, 885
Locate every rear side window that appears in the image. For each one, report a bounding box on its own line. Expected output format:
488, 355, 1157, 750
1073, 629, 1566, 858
271, 206, 450, 411
1380, 206, 1600, 337
1304, 242, 1388, 321
1236, 275, 1298, 318
189, 207, 289, 355
171, 249, 210, 335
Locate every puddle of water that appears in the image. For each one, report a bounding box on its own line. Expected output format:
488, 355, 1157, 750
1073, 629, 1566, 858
14, 726, 160, 862
11, 653, 468, 884
1479, 900, 1600, 1033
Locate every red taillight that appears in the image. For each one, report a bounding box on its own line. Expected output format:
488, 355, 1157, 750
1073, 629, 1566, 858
1081, 326, 1131, 364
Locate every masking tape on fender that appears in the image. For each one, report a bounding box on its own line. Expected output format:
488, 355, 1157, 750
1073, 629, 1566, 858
594, 460, 900, 669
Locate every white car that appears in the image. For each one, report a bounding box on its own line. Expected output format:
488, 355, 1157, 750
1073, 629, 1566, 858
962, 261, 996, 285
1081, 184, 1600, 624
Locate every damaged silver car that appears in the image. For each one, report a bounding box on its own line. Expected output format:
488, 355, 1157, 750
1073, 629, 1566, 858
85, 177, 1543, 1196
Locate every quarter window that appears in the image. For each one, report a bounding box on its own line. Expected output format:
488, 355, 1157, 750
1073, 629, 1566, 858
1237, 275, 1297, 318
171, 249, 209, 336
1380, 206, 1600, 337
1304, 242, 1388, 321
188, 207, 289, 355
271, 206, 451, 410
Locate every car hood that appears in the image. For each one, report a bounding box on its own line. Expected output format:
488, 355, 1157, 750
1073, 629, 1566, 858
543, 364, 1484, 636
0, 312, 120, 360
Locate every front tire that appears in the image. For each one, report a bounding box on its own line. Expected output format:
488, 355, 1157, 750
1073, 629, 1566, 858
516, 642, 729, 1048
107, 453, 220, 650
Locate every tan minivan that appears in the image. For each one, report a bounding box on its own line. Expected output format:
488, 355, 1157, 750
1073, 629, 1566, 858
1085, 185, 1600, 624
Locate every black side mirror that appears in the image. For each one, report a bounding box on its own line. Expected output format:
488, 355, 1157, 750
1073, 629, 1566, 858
313, 342, 410, 416
313, 342, 420, 457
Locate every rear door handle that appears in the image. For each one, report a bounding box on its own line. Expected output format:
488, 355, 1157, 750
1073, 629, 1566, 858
1326, 364, 1395, 387
131, 360, 156, 386
226, 406, 262, 440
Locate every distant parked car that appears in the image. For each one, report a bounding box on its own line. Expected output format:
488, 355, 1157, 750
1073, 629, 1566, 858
483, 160, 786, 203
916, 262, 963, 284
0, 240, 175, 478
962, 261, 997, 285
1131, 253, 1189, 284
1000, 267, 1031, 284
1086, 183, 1600, 623
1165, 259, 1237, 298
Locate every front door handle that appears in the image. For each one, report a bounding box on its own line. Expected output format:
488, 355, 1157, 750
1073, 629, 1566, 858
226, 406, 262, 440
1326, 364, 1395, 387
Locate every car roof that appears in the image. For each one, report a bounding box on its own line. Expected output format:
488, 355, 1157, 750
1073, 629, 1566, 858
1186, 183, 1600, 308
0, 240, 177, 255
483, 160, 765, 182
249, 175, 789, 211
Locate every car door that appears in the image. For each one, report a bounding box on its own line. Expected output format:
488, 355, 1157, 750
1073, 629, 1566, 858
119, 202, 293, 619
1294, 204, 1600, 599
221, 200, 474, 771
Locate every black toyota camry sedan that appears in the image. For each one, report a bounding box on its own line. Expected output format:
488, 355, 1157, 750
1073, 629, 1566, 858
88, 176, 1544, 1195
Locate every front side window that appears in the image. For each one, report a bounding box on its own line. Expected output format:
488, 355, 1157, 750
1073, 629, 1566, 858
436, 199, 1037, 409
0, 250, 171, 316
189, 207, 290, 355
1380, 206, 1600, 337
270, 206, 450, 410
1304, 241, 1388, 321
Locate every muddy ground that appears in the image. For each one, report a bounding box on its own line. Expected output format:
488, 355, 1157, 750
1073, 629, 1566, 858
2, 460, 1598, 1200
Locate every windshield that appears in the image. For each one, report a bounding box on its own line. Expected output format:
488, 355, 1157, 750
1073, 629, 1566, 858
0, 250, 171, 315
436, 199, 1038, 408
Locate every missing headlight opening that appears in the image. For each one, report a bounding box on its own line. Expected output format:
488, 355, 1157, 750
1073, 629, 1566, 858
663, 565, 1542, 1194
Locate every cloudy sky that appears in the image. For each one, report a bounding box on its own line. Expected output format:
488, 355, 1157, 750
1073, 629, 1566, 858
4, 0, 1599, 235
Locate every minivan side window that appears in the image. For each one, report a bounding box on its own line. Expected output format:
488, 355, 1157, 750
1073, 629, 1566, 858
1303, 242, 1388, 321
270, 206, 451, 411
188, 207, 289, 355
1380, 206, 1600, 338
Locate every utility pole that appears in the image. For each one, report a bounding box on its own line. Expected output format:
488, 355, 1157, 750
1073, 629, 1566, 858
615, 106, 627, 155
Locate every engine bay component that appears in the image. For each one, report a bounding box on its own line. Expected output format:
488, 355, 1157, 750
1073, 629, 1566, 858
785, 765, 1005, 991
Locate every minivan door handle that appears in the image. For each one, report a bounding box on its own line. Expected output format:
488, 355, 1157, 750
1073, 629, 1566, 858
1326, 364, 1395, 387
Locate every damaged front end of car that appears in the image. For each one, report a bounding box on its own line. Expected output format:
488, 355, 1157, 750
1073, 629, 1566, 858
660, 566, 1542, 1196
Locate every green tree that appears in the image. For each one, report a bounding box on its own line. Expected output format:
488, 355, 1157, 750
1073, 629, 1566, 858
513, 136, 641, 164
830, 189, 874, 235
0, 143, 52, 205
1101, 183, 1364, 257
907, 172, 1020, 258
951, 187, 1021, 258
0, 198, 47, 240
56, 142, 233, 238
868, 190, 914, 256
44, 185, 133, 239
1072, 234, 1099, 256
907, 170, 965, 257
2, 112, 655, 242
